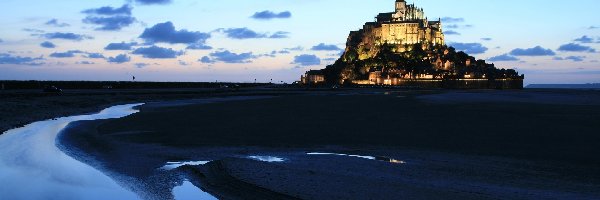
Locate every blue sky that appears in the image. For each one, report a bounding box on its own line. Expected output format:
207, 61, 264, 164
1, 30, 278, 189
0, 0, 599, 84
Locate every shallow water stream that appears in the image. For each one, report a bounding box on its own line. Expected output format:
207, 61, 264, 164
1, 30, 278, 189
0, 104, 144, 200
0, 103, 220, 200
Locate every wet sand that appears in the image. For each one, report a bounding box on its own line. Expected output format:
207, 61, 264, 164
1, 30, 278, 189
54, 89, 600, 199
0, 87, 306, 134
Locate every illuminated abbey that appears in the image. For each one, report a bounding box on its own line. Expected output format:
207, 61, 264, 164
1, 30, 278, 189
302, 0, 524, 89
349, 0, 445, 58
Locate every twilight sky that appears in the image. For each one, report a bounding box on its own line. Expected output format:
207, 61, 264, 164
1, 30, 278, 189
0, 0, 599, 85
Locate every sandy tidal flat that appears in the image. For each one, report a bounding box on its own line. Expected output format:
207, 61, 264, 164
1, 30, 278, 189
56, 89, 600, 199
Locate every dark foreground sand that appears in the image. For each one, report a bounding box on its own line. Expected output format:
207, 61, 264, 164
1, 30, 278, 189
56, 89, 600, 199
0, 87, 303, 134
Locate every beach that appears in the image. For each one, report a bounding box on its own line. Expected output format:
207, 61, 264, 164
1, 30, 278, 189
49, 88, 600, 199
0, 87, 290, 134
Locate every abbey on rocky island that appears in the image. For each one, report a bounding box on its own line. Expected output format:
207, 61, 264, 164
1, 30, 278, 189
301, 0, 524, 89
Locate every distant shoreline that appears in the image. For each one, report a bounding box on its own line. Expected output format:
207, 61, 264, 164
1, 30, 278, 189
527, 83, 600, 89
0, 80, 271, 90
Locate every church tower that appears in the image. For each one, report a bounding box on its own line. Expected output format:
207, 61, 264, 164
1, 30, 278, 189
395, 0, 407, 14
394, 0, 407, 21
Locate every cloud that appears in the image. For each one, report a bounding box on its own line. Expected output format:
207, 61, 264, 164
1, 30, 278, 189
269, 31, 290, 39
267, 50, 291, 56
82, 5, 135, 31
445, 24, 473, 29
219, 28, 287, 39
42, 32, 93, 41
445, 24, 459, 29
285, 46, 304, 51
199, 56, 214, 64
251, 11, 292, 20
178, 60, 189, 66
488, 54, 519, 62
260, 50, 287, 58
82, 4, 132, 15
0, 53, 44, 65
76, 61, 94, 65
140, 22, 211, 45
49, 50, 103, 59
132, 45, 183, 59
441, 17, 464, 23
134, 63, 149, 68
49, 50, 84, 58
443, 30, 460, 35
186, 43, 213, 50
135, 0, 172, 5
509, 46, 556, 56
449, 42, 488, 54
554, 57, 565, 61
40, 41, 56, 48
589, 26, 599, 29
557, 43, 596, 53
263, 51, 278, 57
105, 42, 138, 50
554, 56, 585, 62
83, 15, 136, 31
441, 17, 471, 32
22, 28, 45, 33
208, 50, 256, 63
0, 38, 3, 43
85, 53, 105, 59
311, 43, 341, 51
567, 56, 585, 62
107, 54, 131, 63
292, 54, 321, 66
574, 35, 594, 43
45, 19, 70, 27
221, 28, 267, 39
481, 38, 492, 41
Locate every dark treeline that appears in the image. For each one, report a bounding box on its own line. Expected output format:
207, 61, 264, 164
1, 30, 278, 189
0, 80, 270, 90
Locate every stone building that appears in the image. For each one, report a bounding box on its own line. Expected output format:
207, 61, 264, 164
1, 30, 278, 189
301, 70, 326, 84
346, 0, 445, 59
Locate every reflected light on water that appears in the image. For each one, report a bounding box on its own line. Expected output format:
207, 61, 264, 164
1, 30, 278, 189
307, 152, 406, 164
307, 152, 376, 160
173, 180, 217, 200
248, 156, 285, 162
0, 104, 144, 200
160, 161, 211, 170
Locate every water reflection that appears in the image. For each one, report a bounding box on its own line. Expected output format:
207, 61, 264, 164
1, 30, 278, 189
0, 104, 143, 200
248, 156, 285, 162
173, 180, 217, 200
307, 152, 375, 160
160, 161, 211, 170
307, 152, 406, 164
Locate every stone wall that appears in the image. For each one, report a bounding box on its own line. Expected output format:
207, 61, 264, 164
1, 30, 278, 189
354, 79, 524, 89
